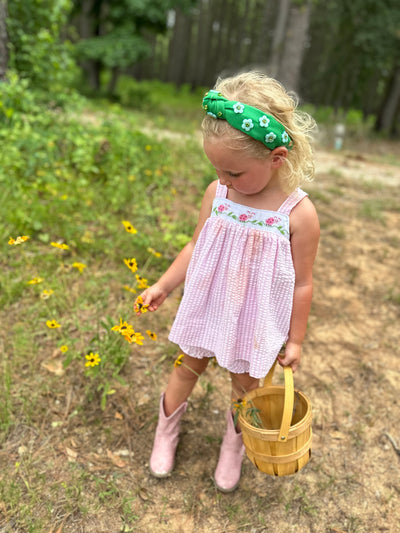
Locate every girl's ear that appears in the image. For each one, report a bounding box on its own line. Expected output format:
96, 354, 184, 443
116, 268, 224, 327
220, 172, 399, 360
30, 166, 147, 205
270, 147, 288, 167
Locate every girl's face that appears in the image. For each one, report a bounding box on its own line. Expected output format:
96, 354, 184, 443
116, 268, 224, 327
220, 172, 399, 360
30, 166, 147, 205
203, 138, 286, 196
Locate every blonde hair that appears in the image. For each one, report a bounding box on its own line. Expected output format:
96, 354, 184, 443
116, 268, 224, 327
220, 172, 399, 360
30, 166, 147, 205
201, 71, 316, 193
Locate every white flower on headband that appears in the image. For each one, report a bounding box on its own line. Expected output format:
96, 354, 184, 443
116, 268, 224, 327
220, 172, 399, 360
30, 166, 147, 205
241, 118, 254, 132
259, 116, 270, 128
282, 131, 289, 143
233, 102, 244, 114
207, 112, 217, 118
265, 132, 277, 144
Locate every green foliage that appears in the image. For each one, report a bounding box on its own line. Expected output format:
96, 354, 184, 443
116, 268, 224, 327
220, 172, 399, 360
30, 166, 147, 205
75, 29, 151, 70
7, 0, 78, 94
0, 70, 38, 119
0, 78, 203, 415
302, 0, 400, 112
114, 76, 205, 126
73, 0, 195, 80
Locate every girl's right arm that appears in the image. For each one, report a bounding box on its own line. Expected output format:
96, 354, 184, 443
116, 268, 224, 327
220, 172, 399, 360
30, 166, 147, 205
139, 180, 217, 312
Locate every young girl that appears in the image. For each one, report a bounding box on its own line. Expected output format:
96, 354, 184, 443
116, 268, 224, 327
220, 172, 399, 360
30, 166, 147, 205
138, 71, 319, 492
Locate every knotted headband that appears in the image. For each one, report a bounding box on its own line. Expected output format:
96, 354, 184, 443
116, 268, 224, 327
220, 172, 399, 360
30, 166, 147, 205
202, 90, 293, 150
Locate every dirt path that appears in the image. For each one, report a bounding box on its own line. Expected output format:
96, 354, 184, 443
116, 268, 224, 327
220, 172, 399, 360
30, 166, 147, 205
119, 145, 400, 532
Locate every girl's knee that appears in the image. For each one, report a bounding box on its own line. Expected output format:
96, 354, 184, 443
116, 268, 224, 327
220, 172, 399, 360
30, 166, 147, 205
176, 355, 208, 381
230, 373, 259, 398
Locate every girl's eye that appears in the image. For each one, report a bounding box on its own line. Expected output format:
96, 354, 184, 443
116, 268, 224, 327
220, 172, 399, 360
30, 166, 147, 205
228, 172, 241, 178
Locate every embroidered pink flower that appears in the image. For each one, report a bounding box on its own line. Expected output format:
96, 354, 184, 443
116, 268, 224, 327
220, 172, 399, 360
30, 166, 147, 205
265, 217, 277, 225
239, 214, 249, 221
217, 204, 228, 212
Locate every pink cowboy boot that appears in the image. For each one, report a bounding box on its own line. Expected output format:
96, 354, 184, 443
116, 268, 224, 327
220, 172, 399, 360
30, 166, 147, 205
149, 393, 188, 477
214, 410, 245, 492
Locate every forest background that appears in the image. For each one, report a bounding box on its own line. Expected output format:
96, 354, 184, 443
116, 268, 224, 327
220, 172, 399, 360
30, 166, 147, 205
1, 1, 400, 532
1, 0, 400, 133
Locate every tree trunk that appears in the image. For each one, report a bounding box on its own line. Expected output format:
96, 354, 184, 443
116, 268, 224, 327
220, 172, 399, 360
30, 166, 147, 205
0, 0, 8, 80
375, 63, 400, 135
107, 66, 119, 94
268, 0, 290, 78
166, 9, 193, 86
77, 0, 101, 90
253, 0, 275, 66
190, 0, 213, 87
277, 0, 312, 92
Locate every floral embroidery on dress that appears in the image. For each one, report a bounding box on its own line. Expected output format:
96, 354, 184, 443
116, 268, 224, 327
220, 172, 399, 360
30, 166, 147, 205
212, 201, 289, 237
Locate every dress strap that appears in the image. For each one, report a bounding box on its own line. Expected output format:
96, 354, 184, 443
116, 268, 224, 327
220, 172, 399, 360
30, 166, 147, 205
216, 180, 228, 199
277, 187, 308, 215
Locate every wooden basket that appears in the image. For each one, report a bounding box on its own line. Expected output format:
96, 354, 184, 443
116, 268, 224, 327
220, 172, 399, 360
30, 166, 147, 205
238, 362, 312, 476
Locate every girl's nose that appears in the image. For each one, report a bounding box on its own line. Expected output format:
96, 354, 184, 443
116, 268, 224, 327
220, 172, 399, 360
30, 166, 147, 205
218, 176, 232, 188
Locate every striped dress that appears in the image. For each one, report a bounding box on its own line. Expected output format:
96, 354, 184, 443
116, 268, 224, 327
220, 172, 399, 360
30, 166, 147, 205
168, 181, 308, 378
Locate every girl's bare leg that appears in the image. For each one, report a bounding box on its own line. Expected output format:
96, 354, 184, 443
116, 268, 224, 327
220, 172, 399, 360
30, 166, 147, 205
164, 354, 209, 415
230, 372, 259, 402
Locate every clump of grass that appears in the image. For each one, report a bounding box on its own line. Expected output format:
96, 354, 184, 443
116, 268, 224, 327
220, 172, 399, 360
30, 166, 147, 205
358, 199, 385, 222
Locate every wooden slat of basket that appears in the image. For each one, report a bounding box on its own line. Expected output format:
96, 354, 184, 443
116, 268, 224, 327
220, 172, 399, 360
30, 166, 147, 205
249, 434, 312, 464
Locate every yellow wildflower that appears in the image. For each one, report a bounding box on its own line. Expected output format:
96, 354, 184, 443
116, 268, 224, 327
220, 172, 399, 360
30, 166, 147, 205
60, 345, 69, 353
111, 318, 134, 336
134, 296, 148, 315
51, 242, 69, 250
135, 274, 149, 289
147, 247, 162, 258
122, 221, 137, 234
174, 354, 184, 367
72, 262, 86, 273
232, 398, 248, 411
81, 231, 94, 244
144, 169, 152, 177
8, 235, 29, 245
145, 145, 152, 151
124, 331, 144, 345
40, 289, 54, 300
27, 277, 44, 285
46, 319, 61, 329
146, 330, 157, 341
124, 258, 138, 273
85, 352, 101, 367
123, 285, 137, 294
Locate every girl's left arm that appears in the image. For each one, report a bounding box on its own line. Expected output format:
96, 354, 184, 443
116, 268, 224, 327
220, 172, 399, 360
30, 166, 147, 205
278, 198, 320, 372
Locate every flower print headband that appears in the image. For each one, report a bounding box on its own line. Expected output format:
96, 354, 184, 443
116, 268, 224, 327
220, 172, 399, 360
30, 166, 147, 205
202, 90, 293, 150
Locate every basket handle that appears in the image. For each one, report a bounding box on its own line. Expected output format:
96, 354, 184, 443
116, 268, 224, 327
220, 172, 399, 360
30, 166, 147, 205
263, 361, 294, 442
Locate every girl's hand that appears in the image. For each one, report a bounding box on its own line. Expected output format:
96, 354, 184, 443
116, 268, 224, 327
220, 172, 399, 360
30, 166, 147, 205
138, 283, 168, 313
278, 341, 301, 372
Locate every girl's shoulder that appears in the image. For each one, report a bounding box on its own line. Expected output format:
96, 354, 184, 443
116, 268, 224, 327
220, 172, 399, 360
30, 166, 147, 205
290, 195, 319, 235
200, 179, 219, 206
205, 179, 219, 197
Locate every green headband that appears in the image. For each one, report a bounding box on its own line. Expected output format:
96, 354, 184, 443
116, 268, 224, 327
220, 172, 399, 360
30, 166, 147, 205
202, 90, 293, 151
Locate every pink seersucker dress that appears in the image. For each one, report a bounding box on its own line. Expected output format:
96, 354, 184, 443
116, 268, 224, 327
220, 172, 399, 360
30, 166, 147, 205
168, 181, 308, 378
